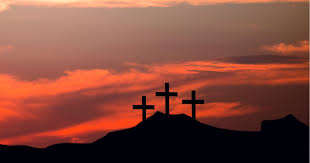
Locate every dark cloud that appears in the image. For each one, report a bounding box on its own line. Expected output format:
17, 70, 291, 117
199, 83, 309, 131
0, 3, 308, 80
217, 54, 308, 64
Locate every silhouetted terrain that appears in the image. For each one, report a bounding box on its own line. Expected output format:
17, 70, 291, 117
1, 112, 308, 163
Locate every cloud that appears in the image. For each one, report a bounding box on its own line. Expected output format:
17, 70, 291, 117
0, 45, 14, 55
0, 1, 9, 12
262, 40, 309, 55
0, 57, 307, 99
217, 54, 307, 64
0, 0, 308, 12
0, 57, 308, 147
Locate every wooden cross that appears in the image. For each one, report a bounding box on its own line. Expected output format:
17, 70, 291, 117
156, 83, 178, 115
133, 96, 154, 121
182, 90, 204, 120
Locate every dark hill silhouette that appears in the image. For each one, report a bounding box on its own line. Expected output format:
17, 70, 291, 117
0, 112, 308, 163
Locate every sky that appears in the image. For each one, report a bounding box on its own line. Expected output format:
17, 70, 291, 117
0, 0, 309, 147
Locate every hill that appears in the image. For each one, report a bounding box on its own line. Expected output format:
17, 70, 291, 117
0, 112, 308, 162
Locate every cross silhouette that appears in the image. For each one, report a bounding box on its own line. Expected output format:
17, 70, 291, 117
182, 90, 204, 120
156, 83, 178, 115
133, 96, 154, 121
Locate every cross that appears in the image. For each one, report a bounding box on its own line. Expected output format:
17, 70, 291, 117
182, 90, 204, 120
133, 96, 154, 121
156, 83, 178, 115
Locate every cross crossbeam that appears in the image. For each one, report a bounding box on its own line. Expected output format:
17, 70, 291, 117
182, 90, 204, 120
156, 83, 178, 115
133, 96, 154, 121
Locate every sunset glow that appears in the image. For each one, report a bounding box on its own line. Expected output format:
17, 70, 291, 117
0, 1, 308, 147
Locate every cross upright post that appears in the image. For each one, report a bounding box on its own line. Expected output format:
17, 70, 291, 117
182, 90, 204, 120
156, 83, 178, 115
133, 96, 154, 121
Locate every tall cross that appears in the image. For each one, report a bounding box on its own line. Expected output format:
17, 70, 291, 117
156, 83, 178, 115
182, 90, 204, 120
133, 96, 154, 121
